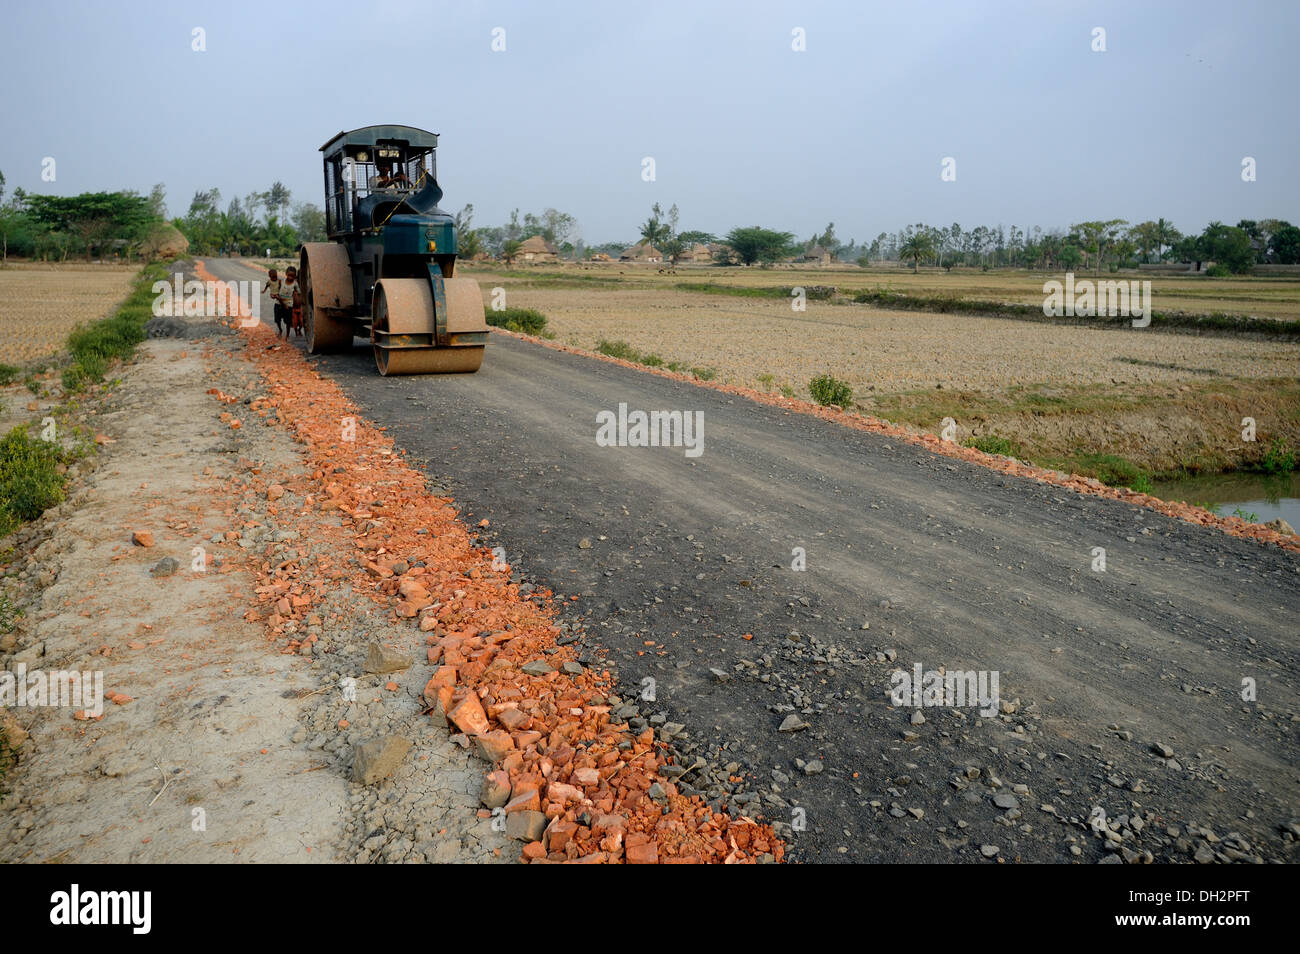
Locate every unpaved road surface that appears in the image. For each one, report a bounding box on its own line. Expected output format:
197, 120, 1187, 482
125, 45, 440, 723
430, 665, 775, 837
207, 259, 1300, 864
1, 275, 509, 864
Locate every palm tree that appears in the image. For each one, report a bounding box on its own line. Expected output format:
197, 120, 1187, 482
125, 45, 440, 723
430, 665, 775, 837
267, 182, 291, 225
1154, 218, 1181, 261
501, 238, 522, 267
899, 232, 935, 272
639, 202, 670, 250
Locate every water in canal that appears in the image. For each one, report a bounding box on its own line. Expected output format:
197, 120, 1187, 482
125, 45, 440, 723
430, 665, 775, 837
1151, 471, 1300, 528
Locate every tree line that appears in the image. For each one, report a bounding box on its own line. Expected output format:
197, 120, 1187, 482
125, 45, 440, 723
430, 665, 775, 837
463, 204, 1300, 275
864, 218, 1300, 274
0, 171, 169, 262
0, 170, 329, 262
8, 163, 1294, 277
174, 182, 325, 256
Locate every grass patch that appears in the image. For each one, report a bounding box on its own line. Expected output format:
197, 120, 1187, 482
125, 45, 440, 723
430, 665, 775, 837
672, 282, 838, 303
1261, 437, 1296, 474
848, 286, 1300, 339
962, 434, 1022, 457
0, 424, 67, 537
596, 339, 641, 361
597, 340, 715, 380
1066, 453, 1153, 493
61, 262, 170, 393
674, 282, 787, 299
787, 285, 836, 300
486, 306, 548, 336
516, 273, 626, 289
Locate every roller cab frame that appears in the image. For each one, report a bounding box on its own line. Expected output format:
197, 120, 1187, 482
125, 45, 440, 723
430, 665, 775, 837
299, 124, 486, 375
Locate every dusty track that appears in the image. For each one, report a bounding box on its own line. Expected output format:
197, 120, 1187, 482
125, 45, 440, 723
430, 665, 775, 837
206, 258, 1300, 864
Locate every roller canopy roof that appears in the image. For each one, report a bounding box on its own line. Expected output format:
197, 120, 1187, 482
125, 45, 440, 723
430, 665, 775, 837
320, 125, 440, 154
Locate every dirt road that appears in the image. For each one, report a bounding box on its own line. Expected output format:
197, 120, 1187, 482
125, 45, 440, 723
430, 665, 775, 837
0, 281, 510, 864
206, 259, 1299, 864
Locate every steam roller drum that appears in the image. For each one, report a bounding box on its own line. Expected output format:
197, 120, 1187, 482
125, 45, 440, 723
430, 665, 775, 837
300, 242, 355, 354
372, 278, 484, 376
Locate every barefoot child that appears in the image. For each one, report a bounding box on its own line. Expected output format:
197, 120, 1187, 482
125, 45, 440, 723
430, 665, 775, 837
276, 267, 299, 340
266, 268, 284, 335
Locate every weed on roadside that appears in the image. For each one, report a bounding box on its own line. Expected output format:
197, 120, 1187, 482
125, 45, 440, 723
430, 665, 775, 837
963, 434, 1022, 457
485, 307, 548, 336
0, 424, 67, 537
809, 373, 853, 408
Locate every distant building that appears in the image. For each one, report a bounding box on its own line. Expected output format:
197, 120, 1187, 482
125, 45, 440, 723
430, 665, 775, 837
619, 242, 662, 263
800, 245, 833, 265
517, 235, 560, 264
682, 243, 715, 264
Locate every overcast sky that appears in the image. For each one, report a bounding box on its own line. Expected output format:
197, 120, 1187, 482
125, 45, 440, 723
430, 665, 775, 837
2, 0, 1297, 245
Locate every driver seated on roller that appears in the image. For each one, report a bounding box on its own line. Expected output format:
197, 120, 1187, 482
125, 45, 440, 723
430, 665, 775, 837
370, 160, 410, 191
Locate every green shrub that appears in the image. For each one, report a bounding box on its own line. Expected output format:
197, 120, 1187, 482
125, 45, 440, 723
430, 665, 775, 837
691, 367, 717, 381
0, 364, 18, 387
1262, 438, 1296, 474
61, 366, 88, 394
640, 354, 664, 368
963, 434, 1021, 457
596, 339, 640, 361
485, 306, 548, 336
809, 373, 853, 408
0, 426, 66, 536
1205, 264, 1232, 277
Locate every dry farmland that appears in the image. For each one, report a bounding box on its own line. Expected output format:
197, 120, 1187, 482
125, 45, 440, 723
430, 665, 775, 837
514, 263, 1300, 321
465, 263, 1300, 478
0, 262, 138, 364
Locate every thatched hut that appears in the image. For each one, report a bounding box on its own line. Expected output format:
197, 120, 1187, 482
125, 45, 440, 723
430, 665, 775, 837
517, 235, 560, 264
619, 242, 662, 263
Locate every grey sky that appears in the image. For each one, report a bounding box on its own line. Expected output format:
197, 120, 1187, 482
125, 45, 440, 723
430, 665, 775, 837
2, 0, 1297, 245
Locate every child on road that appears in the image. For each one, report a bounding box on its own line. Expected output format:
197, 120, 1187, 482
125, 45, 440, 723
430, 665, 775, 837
275, 267, 299, 340
266, 268, 284, 336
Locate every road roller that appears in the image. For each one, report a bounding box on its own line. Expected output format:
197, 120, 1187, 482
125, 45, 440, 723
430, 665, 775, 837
299, 125, 487, 375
